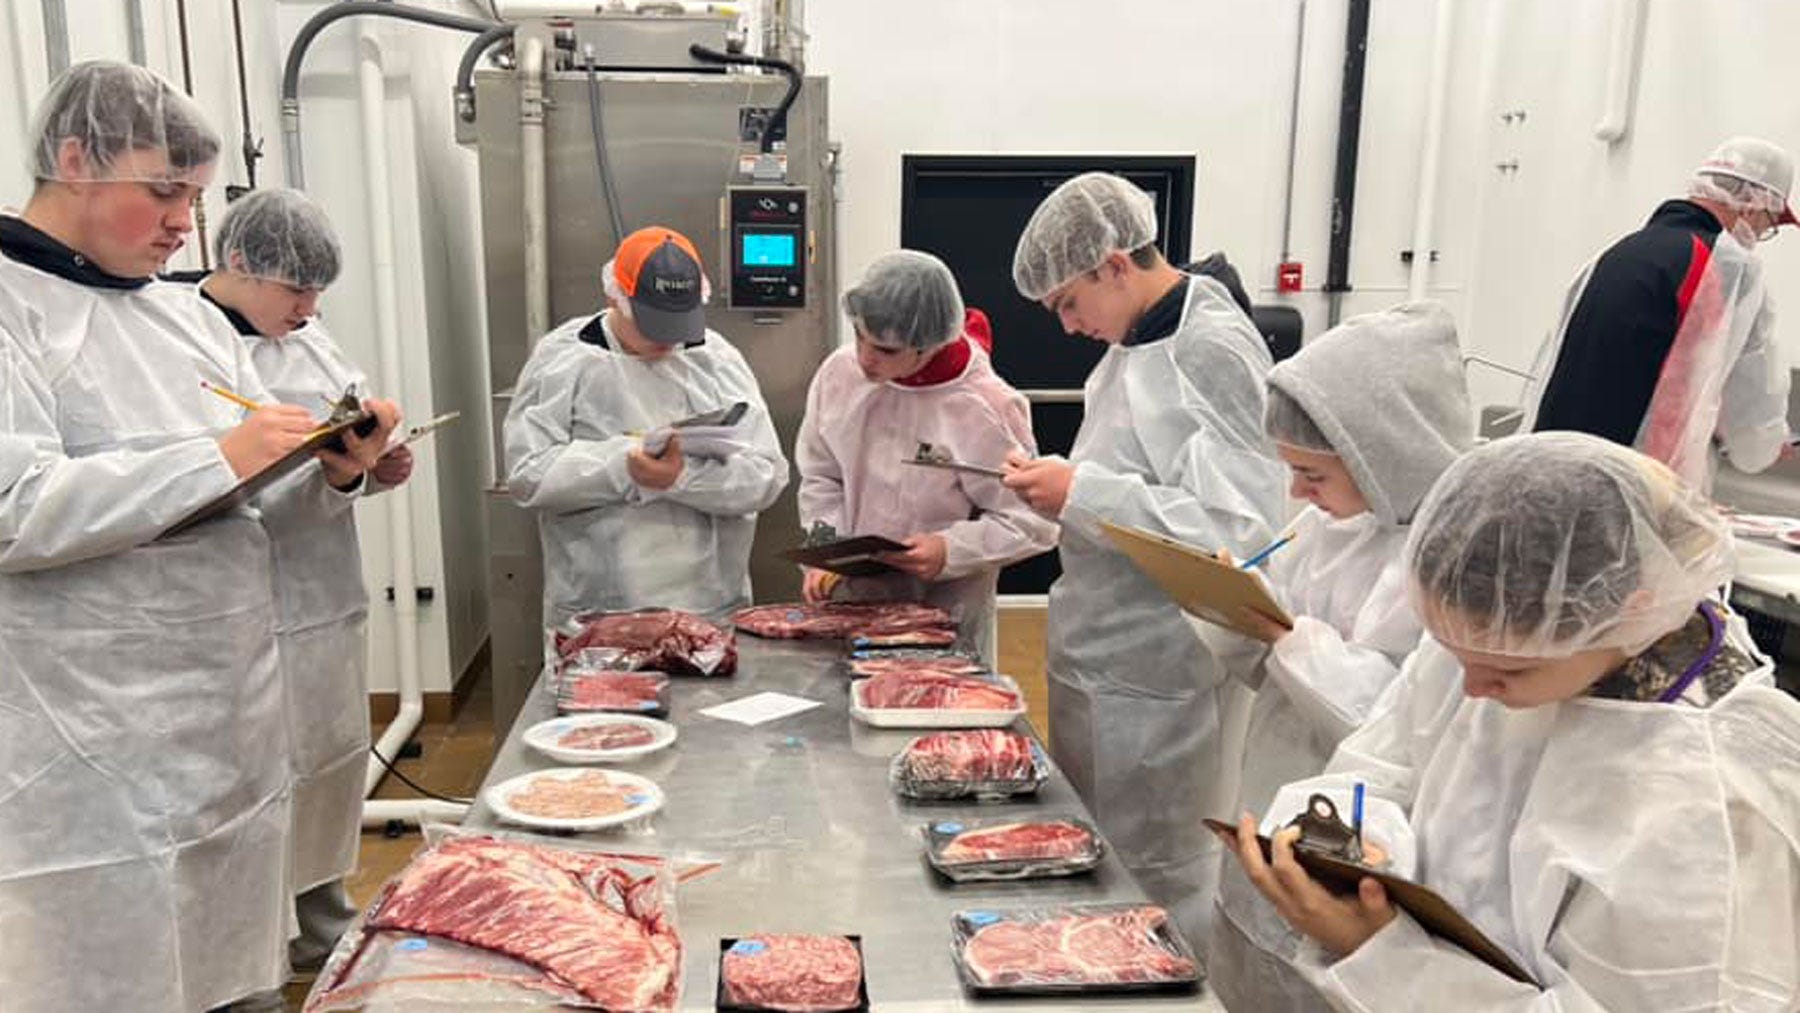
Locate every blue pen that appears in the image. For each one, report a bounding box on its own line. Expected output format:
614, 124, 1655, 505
1352, 782, 1366, 850
1238, 534, 1294, 571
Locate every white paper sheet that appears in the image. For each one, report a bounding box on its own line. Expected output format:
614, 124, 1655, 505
697, 691, 823, 726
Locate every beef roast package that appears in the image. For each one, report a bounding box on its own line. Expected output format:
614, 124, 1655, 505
305, 829, 685, 1011
716, 934, 869, 1012
949, 903, 1200, 996
922, 816, 1104, 882
888, 730, 1050, 801
731, 601, 955, 644
555, 608, 738, 677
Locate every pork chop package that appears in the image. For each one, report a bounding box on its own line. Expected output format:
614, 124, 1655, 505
555, 608, 738, 677
716, 934, 869, 1012
889, 729, 1050, 801
922, 815, 1104, 881
305, 828, 687, 1012
949, 903, 1200, 996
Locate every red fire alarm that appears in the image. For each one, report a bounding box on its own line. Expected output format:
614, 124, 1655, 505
1277, 261, 1304, 293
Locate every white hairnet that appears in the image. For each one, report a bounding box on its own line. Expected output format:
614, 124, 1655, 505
1011, 172, 1158, 301
1262, 386, 1332, 453
29, 60, 219, 183
1689, 172, 1787, 218
843, 250, 966, 350
215, 188, 341, 289
1405, 432, 1732, 659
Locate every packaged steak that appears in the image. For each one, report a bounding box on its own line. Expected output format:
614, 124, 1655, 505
922, 816, 1104, 881
555, 608, 737, 677
889, 729, 1049, 801
949, 903, 1199, 996
305, 830, 684, 1011
555, 668, 671, 718
716, 934, 869, 1012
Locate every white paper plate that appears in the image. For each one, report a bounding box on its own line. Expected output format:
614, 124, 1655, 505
1726, 512, 1800, 539
850, 674, 1027, 729
522, 713, 677, 765
1778, 528, 1800, 550
485, 768, 665, 832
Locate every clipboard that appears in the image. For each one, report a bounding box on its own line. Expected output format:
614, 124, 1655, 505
385, 411, 461, 452
1204, 818, 1538, 986
778, 534, 907, 577
904, 441, 1007, 479
160, 410, 374, 539
641, 401, 750, 456
1101, 522, 1293, 638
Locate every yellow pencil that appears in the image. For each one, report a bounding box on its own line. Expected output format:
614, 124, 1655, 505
200, 380, 262, 412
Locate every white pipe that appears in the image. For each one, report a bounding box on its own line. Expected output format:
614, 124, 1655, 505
361, 798, 469, 828
7, 0, 40, 117
354, 22, 434, 814
1407, 0, 1456, 302
520, 32, 550, 343
1593, 0, 1645, 143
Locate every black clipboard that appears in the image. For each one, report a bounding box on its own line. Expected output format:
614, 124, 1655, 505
160, 410, 374, 539
779, 534, 907, 577
1204, 819, 1538, 986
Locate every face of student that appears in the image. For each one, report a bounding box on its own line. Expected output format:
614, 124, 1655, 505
1040, 254, 1138, 344
58, 142, 212, 278
1278, 444, 1369, 520
853, 323, 935, 382
227, 268, 323, 338
1425, 604, 1629, 708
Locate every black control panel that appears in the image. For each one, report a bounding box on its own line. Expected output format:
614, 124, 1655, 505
726, 186, 807, 309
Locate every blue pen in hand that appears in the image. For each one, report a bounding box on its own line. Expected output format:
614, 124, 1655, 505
1352, 782, 1366, 858
1238, 534, 1294, 571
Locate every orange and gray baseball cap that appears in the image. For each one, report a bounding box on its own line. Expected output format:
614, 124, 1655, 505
1698, 136, 1798, 226
612, 226, 707, 344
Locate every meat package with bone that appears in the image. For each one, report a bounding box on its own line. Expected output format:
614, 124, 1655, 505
307, 835, 682, 1011
556, 609, 737, 677
952, 904, 1198, 993
890, 729, 1048, 800
731, 601, 954, 644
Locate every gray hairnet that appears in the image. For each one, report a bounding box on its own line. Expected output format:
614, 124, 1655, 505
1263, 386, 1333, 453
215, 188, 342, 289
29, 61, 219, 183
1011, 172, 1158, 301
1405, 432, 1732, 659
1688, 172, 1787, 217
843, 250, 966, 350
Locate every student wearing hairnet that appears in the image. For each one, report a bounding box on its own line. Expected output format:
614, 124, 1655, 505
1003, 172, 1286, 948
506, 225, 788, 626
1198, 302, 1475, 1013
1525, 137, 1795, 490
795, 250, 1057, 662
1228, 433, 1800, 1012
176, 187, 414, 985
0, 63, 397, 1012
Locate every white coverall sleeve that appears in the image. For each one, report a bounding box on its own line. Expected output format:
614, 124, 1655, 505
938, 396, 1058, 580
0, 317, 238, 572
1263, 564, 1424, 744
235, 334, 363, 527
504, 346, 635, 513
1718, 294, 1792, 473
660, 356, 789, 516
794, 371, 847, 532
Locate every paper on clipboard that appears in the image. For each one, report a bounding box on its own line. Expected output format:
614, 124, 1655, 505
160, 410, 374, 539
1202, 818, 1538, 986
384, 411, 461, 452
778, 534, 907, 577
1100, 522, 1293, 638
641, 402, 750, 458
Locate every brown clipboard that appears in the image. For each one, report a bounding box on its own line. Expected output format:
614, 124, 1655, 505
159, 410, 374, 539
1204, 819, 1538, 986
1101, 522, 1294, 638
779, 534, 907, 577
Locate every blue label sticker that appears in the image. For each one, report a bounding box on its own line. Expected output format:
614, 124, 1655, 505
963, 911, 1001, 927
934, 821, 964, 835
626, 793, 650, 806
637, 700, 658, 711
729, 940, 768, 956
396, 938, 429, 952
785, 610, 804, 622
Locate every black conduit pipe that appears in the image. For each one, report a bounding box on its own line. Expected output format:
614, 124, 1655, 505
1323, 0, 1370, 326
455, 23, 518, 123
687, 43, 801, 153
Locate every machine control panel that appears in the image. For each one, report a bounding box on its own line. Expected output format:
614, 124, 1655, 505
726, 186, 807, 309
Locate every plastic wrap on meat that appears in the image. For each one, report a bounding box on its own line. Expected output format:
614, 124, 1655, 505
890, 730, 1047, 800
858, 670, 1019, 711
924, 817, 1104, 882
954, 905, 1197, 992
847, 656, 986, 678
557, 671, 670, 715
557, 723, 658, 751
719, 935, 864, 1011
731, 602, 954, 643
849, 628, 957, 648
556, 609, 737, 677
323, 837, 682, 1010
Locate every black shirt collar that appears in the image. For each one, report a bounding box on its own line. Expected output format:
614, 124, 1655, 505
1648, 199, 1724, 236
577, 310, 704, 351
1124, 276, 1190, 347
196, 280, 264, 336
0, 214, 153, 290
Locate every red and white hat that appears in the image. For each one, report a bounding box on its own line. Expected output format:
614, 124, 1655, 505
1698, 136, 1798, 226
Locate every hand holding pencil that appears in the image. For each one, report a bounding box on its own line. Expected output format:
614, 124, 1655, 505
206, 381, 318, 479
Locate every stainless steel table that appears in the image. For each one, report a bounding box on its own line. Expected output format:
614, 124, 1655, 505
465, 637, 1224, 1011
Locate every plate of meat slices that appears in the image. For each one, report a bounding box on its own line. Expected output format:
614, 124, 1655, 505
523, 714, 678, 765
850, 668, 1026, 729
485, 767, 666, 832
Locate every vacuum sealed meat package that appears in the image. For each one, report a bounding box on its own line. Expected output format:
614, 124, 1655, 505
950, 904, 1198, 995
889, 729, 1049, 801
922, 816, 1104, 881
731, 601, 954, 643
716, 934, 868, 1012
555, 609, 737, 677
